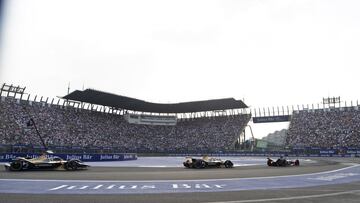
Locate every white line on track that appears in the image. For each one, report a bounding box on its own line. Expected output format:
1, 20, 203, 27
106, 185, 116, 189
93, 185, 103, 189
206, 189, 360, 203
48, 185, 67, 191
0, 164, 358, 183
66, 186, 76, 189
79, 186, 89, 190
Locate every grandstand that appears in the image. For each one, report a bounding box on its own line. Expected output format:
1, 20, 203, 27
286, 107, 360, 149
2, 83, 360, 155
0, 84, 251, 153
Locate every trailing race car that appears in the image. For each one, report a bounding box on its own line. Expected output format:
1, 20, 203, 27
267, 157, 300, 167
4, 151, 89, 171
183, 156, 234, 169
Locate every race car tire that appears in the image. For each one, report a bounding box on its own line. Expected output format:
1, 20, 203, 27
183, 162, 189, 168
65, 160, 79, 171
9, 160, 23, 171
224, 160, 233, 168
295, 159, 300, 166
195, 160, 206, 169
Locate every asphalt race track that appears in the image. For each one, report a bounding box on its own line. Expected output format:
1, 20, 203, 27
1, 157, 360, 203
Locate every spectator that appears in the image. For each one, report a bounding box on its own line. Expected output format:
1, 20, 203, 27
286, 108, 360, 148
0, 96, 251, 153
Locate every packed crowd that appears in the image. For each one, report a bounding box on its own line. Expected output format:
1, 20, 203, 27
286, 108, 360, 148
0, 97, 251, 152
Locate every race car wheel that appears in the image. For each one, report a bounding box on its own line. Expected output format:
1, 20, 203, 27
183, 162, 190, 168
295, 159, 300, 166
224, 160, 233, 168
195, 160, 206, 169
65, 160, 79, 171
10, 160, 23, 171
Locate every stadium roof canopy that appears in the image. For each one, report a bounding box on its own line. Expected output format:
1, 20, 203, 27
63, 89, 248, 113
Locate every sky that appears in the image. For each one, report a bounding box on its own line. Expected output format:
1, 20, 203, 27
0, 0, 360, 138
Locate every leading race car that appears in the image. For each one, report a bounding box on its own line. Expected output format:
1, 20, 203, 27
4, 116, 89, 171
4, 151, 89, 171
267, 157, 300, 167
183, 156, 234, 169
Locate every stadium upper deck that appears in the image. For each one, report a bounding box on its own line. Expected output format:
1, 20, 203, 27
63, 89, 248, 113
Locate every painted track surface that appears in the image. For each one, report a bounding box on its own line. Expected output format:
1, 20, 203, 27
1, 157, 360, 203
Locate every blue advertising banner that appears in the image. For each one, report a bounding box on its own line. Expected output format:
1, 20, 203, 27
253, 115, 291, 123
0, 153, 137, 162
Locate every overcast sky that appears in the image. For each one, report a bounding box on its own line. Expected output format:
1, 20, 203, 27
1, 0, 360, 138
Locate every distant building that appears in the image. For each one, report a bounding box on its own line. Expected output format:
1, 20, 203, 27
262, 129, 287, 146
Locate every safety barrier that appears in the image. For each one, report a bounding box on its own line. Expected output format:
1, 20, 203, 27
0, 153, 137, 162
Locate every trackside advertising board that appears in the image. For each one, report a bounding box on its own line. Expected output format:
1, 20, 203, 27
0, 153, 137, 162
253, 115, 291, 123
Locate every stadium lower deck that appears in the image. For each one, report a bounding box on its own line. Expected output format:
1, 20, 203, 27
1, 157, 360, 203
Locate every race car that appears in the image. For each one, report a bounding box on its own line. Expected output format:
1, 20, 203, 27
267, 157, 300, 167
183, 156, 234, 169
4, 151, 89, 171
4, 116, 89, 171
